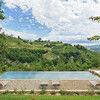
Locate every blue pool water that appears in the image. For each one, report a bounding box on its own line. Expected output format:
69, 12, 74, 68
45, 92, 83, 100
0, 71, 99, 79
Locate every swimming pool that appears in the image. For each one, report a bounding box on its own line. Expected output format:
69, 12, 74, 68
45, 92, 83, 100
0, 71, 99, 79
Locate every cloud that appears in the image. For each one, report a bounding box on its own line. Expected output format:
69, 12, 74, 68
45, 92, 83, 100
3, 0, 100, 45
26, 17, 29, 19
8, 16, 14, 21
3, 0, 100, 33
3, 28, 38, 40
19, 18, 23, 22
42, 30, 100, 46
39, 27, 44, 29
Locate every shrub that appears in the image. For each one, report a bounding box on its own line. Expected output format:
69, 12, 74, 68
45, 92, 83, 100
13, 88, 18, 93
50, 90, 56, 95
17, 41, 21, 44
74, 91, 79, 95
4, 90, 10, 94
97, 90, 100, 94
59, 90, 66, 95
18, 91, 22, 95
30, 90, 34, 94
40, 89, 46, 94
19, 88, 26, 94
23, 40, 28, 43
88, 89, 95, 95
30, 42, 33, 45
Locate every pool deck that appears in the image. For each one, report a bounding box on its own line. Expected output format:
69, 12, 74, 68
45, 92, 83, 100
0, 79, 100, 91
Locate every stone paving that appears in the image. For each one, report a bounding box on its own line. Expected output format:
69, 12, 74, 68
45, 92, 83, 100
0, 79, 100, 91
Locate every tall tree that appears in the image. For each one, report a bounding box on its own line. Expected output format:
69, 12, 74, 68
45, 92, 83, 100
88, 16, 100, 41
0, 0, 7, 72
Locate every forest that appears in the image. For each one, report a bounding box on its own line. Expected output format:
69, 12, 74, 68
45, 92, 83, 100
0, 34, 100, 73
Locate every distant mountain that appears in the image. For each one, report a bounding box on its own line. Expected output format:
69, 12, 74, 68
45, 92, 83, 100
85, 45, 100, 52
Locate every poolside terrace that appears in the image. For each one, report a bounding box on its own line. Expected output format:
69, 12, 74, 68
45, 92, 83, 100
0, 79, 100, 91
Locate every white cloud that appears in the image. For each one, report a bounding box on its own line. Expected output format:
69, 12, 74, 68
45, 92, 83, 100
26, 17, 29, 19
3, 28, 37, 40
19, 18, 23, 22
8, 16, 14, 21
3, 0, 100, 33
42, 30, 100, 46
39, 27, 44, 29
3, 0, 100, 45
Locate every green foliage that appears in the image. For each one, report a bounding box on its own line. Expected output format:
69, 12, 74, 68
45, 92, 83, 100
50, 91, 56, 95
59, 90, 67, 95
64, 46, 79, 53
88, 16, 100, 40
0, 33, 8, 73
74, 91, 79, 95
40, 89, 46, 94
0, 35, 99, 72
0, 2, 7, 73
89, 16, 100, 22
63, 43, 71, 46
4, 90, 10, 94
6, 48, 48, 63
43, 52, 57, 60
23, 40, 29, 43
88, 89, 95, 95
52, 45, 65, 54
74, 45, 86, 51
13, 88, 18, 93
88, 35, 100, 41
0, 1, 5, 20
30, 90, 34, 94
30, 42, 33, 45
97, 90, 100, 94
44, 43, 56, 48
18, 88, 26, 94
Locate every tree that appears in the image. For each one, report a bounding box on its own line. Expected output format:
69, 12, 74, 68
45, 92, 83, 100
88, 16, 100, 41
0, 1, 7, 72
18, 36, 21, 39
0, 33, 7, 64
38, 38, 42, 42
0, 1, 5, 20
88, 35, 100, 41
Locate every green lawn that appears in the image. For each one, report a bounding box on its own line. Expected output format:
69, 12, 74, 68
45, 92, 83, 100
0, 95, 100, 100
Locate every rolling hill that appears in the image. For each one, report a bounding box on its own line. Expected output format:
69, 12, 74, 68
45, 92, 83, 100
0, 34, 100, 72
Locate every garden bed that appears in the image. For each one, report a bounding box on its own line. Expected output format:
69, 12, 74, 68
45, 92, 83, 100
0, 89, 100, 96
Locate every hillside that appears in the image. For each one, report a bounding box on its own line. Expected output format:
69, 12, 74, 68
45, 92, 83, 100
0, 35, 100, 73
85, 45, 100, 53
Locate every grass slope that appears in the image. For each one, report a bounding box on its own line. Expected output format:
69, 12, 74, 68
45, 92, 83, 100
6, 36, 50, 51
6, 36, 100, 60
0, 95, 100, 100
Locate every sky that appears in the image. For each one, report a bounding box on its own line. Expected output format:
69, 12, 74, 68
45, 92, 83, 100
0, 0, 100, 46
